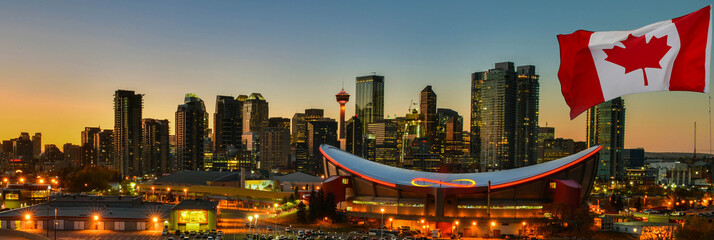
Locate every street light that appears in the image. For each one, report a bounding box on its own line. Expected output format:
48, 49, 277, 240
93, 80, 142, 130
274, 203, 279, 236
380, 208, 385, 239
93, 214, 99, 221
25, 214, 31, 220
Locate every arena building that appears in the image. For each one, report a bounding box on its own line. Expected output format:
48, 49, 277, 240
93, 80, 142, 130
320, 144, 601, 237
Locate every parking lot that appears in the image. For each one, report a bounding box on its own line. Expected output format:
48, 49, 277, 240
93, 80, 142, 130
22, 229, 165, 240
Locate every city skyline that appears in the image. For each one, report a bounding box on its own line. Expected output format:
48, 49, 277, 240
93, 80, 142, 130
1, 1, 712, 153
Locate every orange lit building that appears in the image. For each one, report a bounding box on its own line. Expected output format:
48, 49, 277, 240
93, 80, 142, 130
320, 144, 601, 237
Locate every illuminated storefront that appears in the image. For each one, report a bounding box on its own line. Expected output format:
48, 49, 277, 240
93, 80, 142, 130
169, 199, 218, 231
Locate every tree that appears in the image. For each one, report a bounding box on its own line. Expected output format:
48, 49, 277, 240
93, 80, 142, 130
675, 217, 714, 240
65, 165, 120, 193
307, 189, 321, 222
634, 197, 642, 211
296, 201, 307, 223
610, 194, 625, 212
324, 193, 337, 220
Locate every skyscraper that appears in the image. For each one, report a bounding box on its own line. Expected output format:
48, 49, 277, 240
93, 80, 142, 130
537, 127, 555, 163
113, 90, 143, 177
514, 65, 540, 168
367, 119, 399, 167
345, 116, 363, 157
308, 118, 338, 175
587, 97, 626, 180
470, 62, 539, 171
335, 89, 351, 139
95, 129, 114, 168
31, 133, 41, 158
243, 93, 269, 133
420, 86, 437, 153
242, 93, 269, 169
260, 117, 291, 170
142, 118, 170, 174
292, 113, 307, 171
436, 108, 463, 164
176, 93, 208, 171
355, 74, 384, 134
214, 95, 244, 154
295, 109, 324, 173
80, 127, 101, 167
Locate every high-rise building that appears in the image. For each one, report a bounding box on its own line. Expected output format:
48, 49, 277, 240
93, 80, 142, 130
292, 113, 308, 171
335, 89, 351, 139
514, 65, 540, 168
63, 143, 81, 167
43, 144, 64, 163
80, 127, 101, 167
355, 74, 384, 134
420, 86, 438, 153
623, 148, 645, 169
260, 117, 291, 170
242, 93, 269, 169
587, 97, 626, 180
345, 116, 363, 157
31, 133, 41, 158
304, 109, 324, 122
295, 109, 324, 173
214, 95, 244, 154
243, 93, 269, 133
142, 118, 170, 174
542, 138, 576, 163
176, 93, 208, 171
537, 127, 556, 163
95, 130, 113, 168
367, 119, 399, 167
436, 108, 463, 164
308, 118, 338, 175
407, 137, 441, 172
113, 90, 143, 177
470, 62, 539, 171
81, 127, 101, 147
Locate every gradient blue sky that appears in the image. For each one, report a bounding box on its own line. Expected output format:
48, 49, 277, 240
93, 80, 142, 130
0, 0, 711, 153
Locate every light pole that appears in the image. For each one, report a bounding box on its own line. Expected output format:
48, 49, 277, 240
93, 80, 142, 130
273, 203, 278, 236
54, 208, 57, 240
248, 216, 254, 235
184, 188, 188, 199
254, 214, 259, 234
380, 208, 385, 239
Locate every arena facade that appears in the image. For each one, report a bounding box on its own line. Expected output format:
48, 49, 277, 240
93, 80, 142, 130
320, 144, 601, 237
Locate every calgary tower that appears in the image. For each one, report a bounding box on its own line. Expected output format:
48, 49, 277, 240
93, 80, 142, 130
335, 88, 350, 139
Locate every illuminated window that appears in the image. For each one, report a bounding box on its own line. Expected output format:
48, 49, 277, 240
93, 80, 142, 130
550, 182, 557, 189
6, 193, 19, 200
342, 179, 349, 185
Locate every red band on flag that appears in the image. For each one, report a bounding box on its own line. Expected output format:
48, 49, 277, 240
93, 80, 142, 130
557, 30, 605, 119
671, 5, 710, 92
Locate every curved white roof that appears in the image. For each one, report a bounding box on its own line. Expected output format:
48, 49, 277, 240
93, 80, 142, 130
320, 144, 601, 189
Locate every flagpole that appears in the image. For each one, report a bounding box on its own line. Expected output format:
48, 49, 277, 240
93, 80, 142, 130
709, 95, 711, 155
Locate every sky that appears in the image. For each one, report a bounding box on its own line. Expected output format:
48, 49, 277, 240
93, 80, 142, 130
0, 0, 712, 153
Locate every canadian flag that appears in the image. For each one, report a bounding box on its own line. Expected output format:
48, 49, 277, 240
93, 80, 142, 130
558, 6, 711, 119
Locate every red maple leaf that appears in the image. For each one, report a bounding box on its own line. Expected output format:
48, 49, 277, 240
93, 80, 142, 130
603, 34, 671, 86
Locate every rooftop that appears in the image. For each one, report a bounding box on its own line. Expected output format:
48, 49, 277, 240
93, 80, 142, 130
273, 172, 323, 183
320, 144, 601, 189
171, 199, 218, 211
